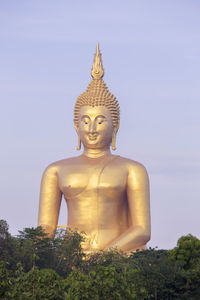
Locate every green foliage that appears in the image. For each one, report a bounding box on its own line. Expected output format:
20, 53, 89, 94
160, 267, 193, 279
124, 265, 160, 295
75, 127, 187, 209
1, 220, 200, 300
169, 234, 200, 270
0, 261, 13, 299
0, 220, 17, 270
52, 228, 85, 277
6, 266, 66, 300
0, 220, 9, 239
1, 225, 85, 275
65, 266, 137, 300
16, 226, 53, 271
84, 249, 128, 273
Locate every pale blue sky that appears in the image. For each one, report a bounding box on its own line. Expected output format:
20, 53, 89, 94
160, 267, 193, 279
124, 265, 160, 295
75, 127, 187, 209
0, 0, 200, 249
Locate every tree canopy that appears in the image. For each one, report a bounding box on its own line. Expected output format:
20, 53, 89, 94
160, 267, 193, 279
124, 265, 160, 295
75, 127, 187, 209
0, 220, 200, 300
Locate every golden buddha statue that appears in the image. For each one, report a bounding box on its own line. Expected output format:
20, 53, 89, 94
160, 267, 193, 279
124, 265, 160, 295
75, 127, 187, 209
38, 43, 150, 253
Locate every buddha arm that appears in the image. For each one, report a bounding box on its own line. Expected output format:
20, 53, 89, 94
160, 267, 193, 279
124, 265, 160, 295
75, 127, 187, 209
38, 165, 62, 237
104, 163, 150, 252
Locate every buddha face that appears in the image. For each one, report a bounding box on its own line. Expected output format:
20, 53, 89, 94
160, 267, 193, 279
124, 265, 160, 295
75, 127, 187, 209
77, 106, 114, 149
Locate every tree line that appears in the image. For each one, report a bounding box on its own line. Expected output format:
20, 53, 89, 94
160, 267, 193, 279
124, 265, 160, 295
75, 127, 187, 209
0, 219, 200, 300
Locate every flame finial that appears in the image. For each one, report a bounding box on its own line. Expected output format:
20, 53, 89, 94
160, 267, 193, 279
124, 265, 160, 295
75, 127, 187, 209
91, 42, 104, 79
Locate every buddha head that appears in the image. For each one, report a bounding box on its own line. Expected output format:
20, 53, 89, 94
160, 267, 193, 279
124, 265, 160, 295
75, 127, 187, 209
74, 43, 120, 151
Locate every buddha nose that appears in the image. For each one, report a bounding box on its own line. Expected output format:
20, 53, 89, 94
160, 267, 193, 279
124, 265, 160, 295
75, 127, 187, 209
89, 121, 96, 133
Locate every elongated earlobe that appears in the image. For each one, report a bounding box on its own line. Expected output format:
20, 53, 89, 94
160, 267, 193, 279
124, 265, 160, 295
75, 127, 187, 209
76, 135, 81, 150
112, 132, 116, 151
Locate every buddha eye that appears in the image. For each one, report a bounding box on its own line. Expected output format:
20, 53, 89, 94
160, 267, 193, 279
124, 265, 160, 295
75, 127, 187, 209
98, 119, 104, 124
82, 117, 89, 125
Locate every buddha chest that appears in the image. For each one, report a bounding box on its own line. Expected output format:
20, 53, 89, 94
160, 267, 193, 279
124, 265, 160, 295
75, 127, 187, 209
58, 155, 127, 201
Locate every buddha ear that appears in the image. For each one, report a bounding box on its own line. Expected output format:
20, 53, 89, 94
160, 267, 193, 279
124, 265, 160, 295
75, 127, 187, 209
112, 123, 119, 151
74, 122, 81, 151
74, 121, 79, 133
76, 136, 81, 151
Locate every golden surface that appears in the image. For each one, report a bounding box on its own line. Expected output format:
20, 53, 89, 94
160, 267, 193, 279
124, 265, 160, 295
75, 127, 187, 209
91, 42, 104, 79
38, 44, 150, 253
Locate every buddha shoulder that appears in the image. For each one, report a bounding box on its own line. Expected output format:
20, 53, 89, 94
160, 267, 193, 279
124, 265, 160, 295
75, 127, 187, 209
116, 156, 149, 178
42, 156, 82, 176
